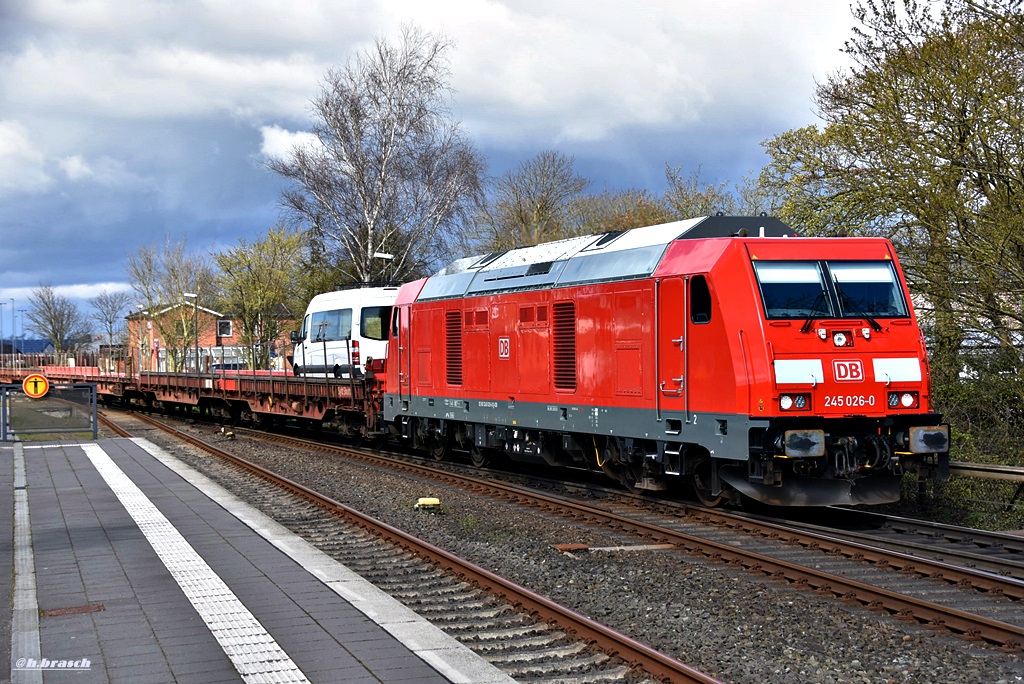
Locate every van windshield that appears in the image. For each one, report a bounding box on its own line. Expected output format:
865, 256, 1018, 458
310, 308, 352, 341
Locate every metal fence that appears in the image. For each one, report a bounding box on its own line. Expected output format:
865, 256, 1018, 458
1, 383, 98, 441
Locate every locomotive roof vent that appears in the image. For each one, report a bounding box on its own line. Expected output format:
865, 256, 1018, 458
419, 216, 797, 301
674, 215, 797, 239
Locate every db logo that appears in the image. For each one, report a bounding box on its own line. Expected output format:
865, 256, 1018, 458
497, 337, 511, 359
833, 359, 864, 382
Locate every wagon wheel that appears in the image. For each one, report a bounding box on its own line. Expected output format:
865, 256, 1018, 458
469, 444, 490, 468
692, 460, 723, 507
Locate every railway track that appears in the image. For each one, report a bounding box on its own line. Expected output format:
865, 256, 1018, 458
131, 414, 1024, 654
99, 411, 719, 684
730, 507, 1024, 582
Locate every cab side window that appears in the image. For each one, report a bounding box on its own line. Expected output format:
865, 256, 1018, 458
690, 275, 712, 324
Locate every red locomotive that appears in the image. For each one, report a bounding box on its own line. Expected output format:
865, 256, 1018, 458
383, 215, 949, 506
1, 215, 948, 507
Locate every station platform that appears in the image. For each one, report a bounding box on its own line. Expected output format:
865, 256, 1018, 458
2, 438, 515, 683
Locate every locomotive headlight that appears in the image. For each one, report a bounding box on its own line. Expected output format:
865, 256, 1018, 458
779, 394, 810, 411
833, 331, 848, 347
887, 391, 919, 409
862, 327, 871, 340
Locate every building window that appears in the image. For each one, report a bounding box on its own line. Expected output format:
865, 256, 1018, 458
217, 320, 233, 338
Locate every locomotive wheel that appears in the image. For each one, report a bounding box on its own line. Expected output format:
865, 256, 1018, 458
692, 461, 723, 507
469, 444, 490, 468
601, 461, 639, 493
427, 437, 448, 462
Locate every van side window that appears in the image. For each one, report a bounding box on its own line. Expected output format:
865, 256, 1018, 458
690, 275, 712, 324
361, 306, 392, 341
311, 308, 352, 341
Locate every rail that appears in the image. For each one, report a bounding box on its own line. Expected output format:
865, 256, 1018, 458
109, 411, 722, 684
950, 461, 1024, 482
148, 417, 1024, 652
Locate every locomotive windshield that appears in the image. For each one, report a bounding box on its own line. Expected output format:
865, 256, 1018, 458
754, 260, 909, 320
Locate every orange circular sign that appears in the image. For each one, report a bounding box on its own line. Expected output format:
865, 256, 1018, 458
22, 373, 50, 399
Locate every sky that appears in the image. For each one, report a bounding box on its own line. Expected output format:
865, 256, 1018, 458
0, 0, 858, 336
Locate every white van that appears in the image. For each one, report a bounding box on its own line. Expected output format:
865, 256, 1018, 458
290, 286, 399, 377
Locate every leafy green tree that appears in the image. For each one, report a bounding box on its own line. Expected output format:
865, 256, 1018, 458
758, 0, 1024, 462
215, 225, 304, 369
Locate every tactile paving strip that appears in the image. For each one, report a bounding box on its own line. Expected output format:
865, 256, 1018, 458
82, 443, 310, 683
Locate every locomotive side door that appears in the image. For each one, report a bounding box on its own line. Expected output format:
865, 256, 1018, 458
394, 305, 412, 403
657, 277, 687, 419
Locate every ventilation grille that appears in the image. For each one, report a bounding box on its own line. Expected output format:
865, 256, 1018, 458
446, 311, 463, 386
552, 301, 577, 391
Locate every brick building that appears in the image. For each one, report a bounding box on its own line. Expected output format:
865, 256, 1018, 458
127, 303, 295, 373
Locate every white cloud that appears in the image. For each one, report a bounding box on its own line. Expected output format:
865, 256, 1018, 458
58, 153, 152, 189
59, 154, 93, 180
0, 120, 51, 193
55, 282, 134, 300
0, 0, 860, 296
0, 282, 133, 307
385, 0, 853, 143
259, 124, 319, 161
3, 44, 323, 122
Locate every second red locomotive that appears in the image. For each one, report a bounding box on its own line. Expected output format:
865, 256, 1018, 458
383, 215, 949, 506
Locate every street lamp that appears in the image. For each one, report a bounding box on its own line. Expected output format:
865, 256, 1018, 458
373, 251, 394, 284
18, 309, 26, 365
136, 305, 149, 372
183, 292, 199, 376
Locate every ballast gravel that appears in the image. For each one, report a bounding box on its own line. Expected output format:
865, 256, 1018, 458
161, 429, 1024, 684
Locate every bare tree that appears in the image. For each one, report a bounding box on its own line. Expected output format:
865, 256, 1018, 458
26, 284, 89, 358
567, 188, 673, 234
89, 290, 132, 369
270, 25, 484, 283
126, 238, 218, 371
89, 290, 132, 346
663, 165, 741, 218
470, 151, 590, 252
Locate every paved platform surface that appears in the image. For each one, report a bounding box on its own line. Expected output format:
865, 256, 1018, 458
2, 438, 515, 683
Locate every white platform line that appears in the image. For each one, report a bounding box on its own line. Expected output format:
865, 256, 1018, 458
11, 444, 43, 684
81, 443, 309, 683
132, 437, 516, 684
